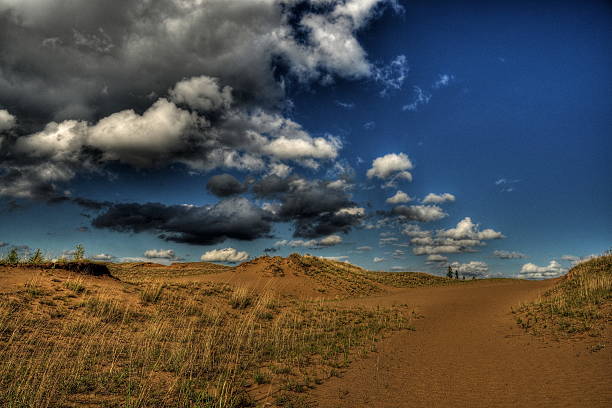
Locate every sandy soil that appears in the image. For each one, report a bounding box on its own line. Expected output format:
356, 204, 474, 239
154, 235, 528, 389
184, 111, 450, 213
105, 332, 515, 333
310, 279, 611, 407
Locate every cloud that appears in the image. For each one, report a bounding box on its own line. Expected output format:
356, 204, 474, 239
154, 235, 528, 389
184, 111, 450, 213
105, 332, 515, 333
0, 109, 16, 132
374, 54, 409, 96
206, 174, 247, 197
409, 217, 504, 255
92, 197, 273, 245
91, 253, 114, 261
392, 205, 447, 222
402, 86, 431, 112
386, 190, 411, 204
519, 260, 567, 279
373, 257, 385, 263
0, 0, 397, 126
426, 254, 448, 264
422, 193, 455, 204
366, 153, 413, 180
494, 250, 526, 259
201, 247, 249, 263
432, 74, 454, 89
275, 234, 343, 249
254, 176, 365, 238
356, 246, 372, 251
169, 75, 233, 112
494, 178, 520, 193
0, 0, 402, 201
144, 249, 176, 259
450, 261, 489, 277
363, 121, 376, 130
335, 101, 355, 109
439, 217, 504, 240
0, 241, 8, 248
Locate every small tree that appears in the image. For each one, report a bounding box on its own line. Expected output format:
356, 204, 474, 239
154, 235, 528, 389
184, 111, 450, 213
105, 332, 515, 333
5, 248, 19, 264
454, 271, 459, 280
73, 244, 85, 261
471, 276, 476, 280
462, 275, 465, 280
447, 266, 453, 279
29, 249, 45, 264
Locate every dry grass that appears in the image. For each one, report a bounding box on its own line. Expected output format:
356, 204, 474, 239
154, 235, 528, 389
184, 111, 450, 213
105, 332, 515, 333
514, 254, 612, 337
0, 270, 411, 407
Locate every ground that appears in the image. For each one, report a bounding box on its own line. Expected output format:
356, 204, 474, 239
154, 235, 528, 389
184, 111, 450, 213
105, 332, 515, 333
0, 255, 609, 407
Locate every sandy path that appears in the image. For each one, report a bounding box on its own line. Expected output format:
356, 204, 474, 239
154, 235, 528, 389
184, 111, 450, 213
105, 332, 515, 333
311, 279, 611, 408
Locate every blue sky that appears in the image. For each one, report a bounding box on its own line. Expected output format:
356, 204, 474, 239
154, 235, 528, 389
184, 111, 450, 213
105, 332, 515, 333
0, 0, 610, 278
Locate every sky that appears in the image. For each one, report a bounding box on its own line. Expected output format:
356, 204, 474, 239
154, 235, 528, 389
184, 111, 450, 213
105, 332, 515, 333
0, 0, 610, 279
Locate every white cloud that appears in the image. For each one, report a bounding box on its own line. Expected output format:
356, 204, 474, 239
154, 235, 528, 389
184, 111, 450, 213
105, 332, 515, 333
393, 205, 447, 222
275, 234, 343, 249
426, 254, 448, 263
422, 193, 455, 204
201, 247, 249, 263
450, 261, 489, 277
386, 190, 411, 204
402, 86, 431, 112
318, 234, 343, 247
494, 250, 526, 259
144, 249, 176, 259
268, 163, 292, 178
373, 257, 385, 263
91, 253, 114, 261
169, 75, 233, 111
335, 207, 365, 217
519, 260, 567, 279
439, 217, 504, 240
0, 109, 16, 132
356, 246, 372, 251
366, 153, 413, 180
432, 74, 454, 89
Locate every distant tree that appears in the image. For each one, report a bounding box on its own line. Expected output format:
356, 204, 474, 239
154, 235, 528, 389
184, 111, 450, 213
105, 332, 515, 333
29, 249, 45, 264
447, 266, 453, 279
5, 248, 19, 264
462, 275, 465, 280
454, 271, 459, 279
73, 244, 85, 261
471, 276, 476, 280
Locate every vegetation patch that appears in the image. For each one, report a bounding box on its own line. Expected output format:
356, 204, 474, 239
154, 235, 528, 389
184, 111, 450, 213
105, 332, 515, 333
514, 253, 612, 337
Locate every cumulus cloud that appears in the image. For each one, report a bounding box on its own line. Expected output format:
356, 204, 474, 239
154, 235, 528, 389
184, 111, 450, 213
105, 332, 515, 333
386, 190, 411, 204
422, 193, 455, 204
201, 247, 249, 263
439, 217, 504, 240
366, 153, 413, 180
392, 205, 447, 222
519, 260, 567, 279
169, 76, 233, 112
450, 261, 489, 277
92, 197, 273, 245
0, 109, 16, 132
494, 250, 526, 259
144, 249, 177, 259
206, 174, 247, 197
373, 257, 385, 263
408, 217, 504, 255
0, 1, 403, 200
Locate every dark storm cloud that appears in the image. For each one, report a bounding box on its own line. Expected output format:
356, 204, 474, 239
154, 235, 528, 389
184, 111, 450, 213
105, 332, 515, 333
92, 197, 273, 245
206, 174, 247, 197
253, 176, 365, 238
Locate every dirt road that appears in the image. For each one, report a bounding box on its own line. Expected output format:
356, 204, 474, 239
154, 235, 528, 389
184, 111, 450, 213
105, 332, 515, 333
311, 279, 611, 407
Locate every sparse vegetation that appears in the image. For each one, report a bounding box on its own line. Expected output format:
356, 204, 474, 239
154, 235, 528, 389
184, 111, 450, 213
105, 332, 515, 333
514, 254, 612, 337
0, 264, 410, 407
